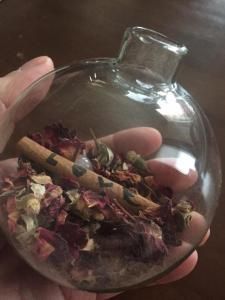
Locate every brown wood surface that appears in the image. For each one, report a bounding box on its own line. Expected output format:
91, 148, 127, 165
0, 1, 224, 299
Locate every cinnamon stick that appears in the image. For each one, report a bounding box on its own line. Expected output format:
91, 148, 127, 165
17, 137, 160, 213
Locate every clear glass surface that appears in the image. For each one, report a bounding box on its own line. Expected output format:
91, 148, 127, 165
0, 27, 221, 292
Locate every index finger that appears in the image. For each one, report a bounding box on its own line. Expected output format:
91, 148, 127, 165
87, 127, 162, 156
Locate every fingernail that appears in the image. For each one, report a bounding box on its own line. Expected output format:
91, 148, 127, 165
20, 56, 53, 71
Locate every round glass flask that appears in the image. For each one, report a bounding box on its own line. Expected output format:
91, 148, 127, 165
0, 27, 221, 292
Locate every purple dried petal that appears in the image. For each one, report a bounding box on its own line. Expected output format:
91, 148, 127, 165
49, 233, 72, 264
36, 227, 72, 263
57, 222, 88, 248
60, 177, 80, 190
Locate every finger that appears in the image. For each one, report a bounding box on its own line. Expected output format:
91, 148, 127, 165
199, 228, 210, 246
60, 287, 97, 300
0, 56, 54, 111
147, 158, 198, 191
181, 211, 208, 245
87, 127, 162, 156
0, 57, 54, 155
0, 158, 18, 179
155, 250, 198, 285
97, 292, 120, 300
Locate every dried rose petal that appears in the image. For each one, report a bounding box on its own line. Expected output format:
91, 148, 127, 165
6, 196, 16, 213
42, 184, 64, 208
60, 177, 80, 190
110, 170, 142, 187
56, 210, 68, 225
57, 139, 81, 161
33, 237, 55, 261
82, 191, 106, 209
38, 227, 55, 243
2, 178, 14, 191
57, 223, 88, 248
8, 211, 20, 232
37, 227, 72, 263
29, 123, 85, 160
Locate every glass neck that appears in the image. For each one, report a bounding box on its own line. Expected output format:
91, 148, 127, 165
117, 27, 188, 84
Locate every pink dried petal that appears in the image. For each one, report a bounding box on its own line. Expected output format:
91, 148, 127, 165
42, 184, 63, 207
7, 211, 20, 232
6, 196, 16, 213
37, 227, 72, 263
33, 237, 55, 261
57, 210, 68, 225
38, 227, 55, 243
57, 139, 80, 161
82, 191, 106, 209
2, 178, 14, 191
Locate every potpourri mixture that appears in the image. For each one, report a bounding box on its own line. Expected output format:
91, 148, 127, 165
0, 123, 194, 290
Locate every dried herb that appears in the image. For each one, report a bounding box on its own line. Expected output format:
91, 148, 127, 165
0, 123, 195, 290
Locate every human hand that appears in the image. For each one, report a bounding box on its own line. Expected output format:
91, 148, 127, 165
0, 58, 209, 300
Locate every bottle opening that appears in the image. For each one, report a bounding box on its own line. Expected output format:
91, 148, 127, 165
131, 27, 188, 56
118, 26, 188, 83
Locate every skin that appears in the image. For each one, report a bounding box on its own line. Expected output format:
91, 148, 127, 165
0, 57, 209, 300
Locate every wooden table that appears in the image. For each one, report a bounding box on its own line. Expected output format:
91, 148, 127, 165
0, 1, 224, 299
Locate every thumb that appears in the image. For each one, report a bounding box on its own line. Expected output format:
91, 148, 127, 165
0, 56, 54, 154
0, 56, 54, 114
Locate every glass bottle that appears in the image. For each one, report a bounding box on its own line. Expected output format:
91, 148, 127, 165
0, 26, 221, 292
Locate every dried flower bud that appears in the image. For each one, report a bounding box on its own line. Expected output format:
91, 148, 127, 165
96, 143, 114, 167
126, 151, 148, 172
90, 128, 114, 167
25, 198, 41, 215
174, 200, 193, 232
